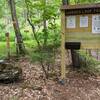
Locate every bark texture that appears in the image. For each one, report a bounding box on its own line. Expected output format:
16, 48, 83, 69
9, 0, 25, 55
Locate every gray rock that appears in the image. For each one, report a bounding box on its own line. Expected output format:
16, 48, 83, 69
0, 61, 22, 83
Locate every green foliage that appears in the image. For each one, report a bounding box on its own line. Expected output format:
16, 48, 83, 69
30, 50, 53, 63
0, 0, 100, 60
0, 42, 16, 59
25, 0, 61, 47
78, 51, 100, 75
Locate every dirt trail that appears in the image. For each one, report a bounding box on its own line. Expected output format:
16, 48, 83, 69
0, 58, 100, 100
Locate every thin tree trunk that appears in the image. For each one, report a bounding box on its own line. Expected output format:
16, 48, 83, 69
27, 18, 41, 49
9, 0, 25, 55
43, 0, 48, 48
43, 20, 48, 48
25, 0, 48, 79
25, 0, 41, 49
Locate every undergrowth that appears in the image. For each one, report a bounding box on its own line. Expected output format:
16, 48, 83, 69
78, 50, 100, 75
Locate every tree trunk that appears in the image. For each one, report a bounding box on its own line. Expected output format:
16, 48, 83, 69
43, 20, 48, 48
9, 0, 25, 55
43, 0, 48, 48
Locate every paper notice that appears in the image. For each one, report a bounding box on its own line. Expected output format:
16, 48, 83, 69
80, 16, 88, 27
67, 16, 76, 28
92, 15, 100, 34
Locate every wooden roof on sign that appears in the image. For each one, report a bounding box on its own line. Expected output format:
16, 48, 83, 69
61, 3, 100, 15
61, 3, 100, 10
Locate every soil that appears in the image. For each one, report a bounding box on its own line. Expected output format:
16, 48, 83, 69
0, 57, 100, 100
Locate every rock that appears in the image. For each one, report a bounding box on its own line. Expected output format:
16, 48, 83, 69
0, 61, 22, 84
58, 79, 65, 85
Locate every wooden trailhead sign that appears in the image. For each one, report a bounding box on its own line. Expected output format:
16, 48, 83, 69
60, 3, 100, 79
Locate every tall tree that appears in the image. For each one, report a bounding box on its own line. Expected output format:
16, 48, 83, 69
8, 0, 25, 55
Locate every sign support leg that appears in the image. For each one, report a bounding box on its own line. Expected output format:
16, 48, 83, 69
61, 33, 66, 80
61, 11, 66, 80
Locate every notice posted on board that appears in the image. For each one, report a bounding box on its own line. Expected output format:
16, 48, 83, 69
92, 15, 100, 34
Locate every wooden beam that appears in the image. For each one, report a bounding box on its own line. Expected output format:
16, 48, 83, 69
61, 11, 66, 79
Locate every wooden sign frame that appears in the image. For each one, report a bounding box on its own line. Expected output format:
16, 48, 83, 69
60, 3, 100, 79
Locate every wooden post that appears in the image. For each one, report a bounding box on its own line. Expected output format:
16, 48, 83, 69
15, 37, 19, 56
71, 50, 80, 68
61, 11, 66, 79
5, 32, 10, 58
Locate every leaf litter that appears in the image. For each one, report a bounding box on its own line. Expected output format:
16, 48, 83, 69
0, 56, 100, 100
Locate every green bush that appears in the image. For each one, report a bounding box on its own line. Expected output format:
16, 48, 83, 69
78, 51, 100, 75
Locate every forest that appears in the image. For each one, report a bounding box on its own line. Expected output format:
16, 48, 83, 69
0, 0, 100, 100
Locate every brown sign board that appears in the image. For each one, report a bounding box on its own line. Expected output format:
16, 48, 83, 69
61, 3, 100, 49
